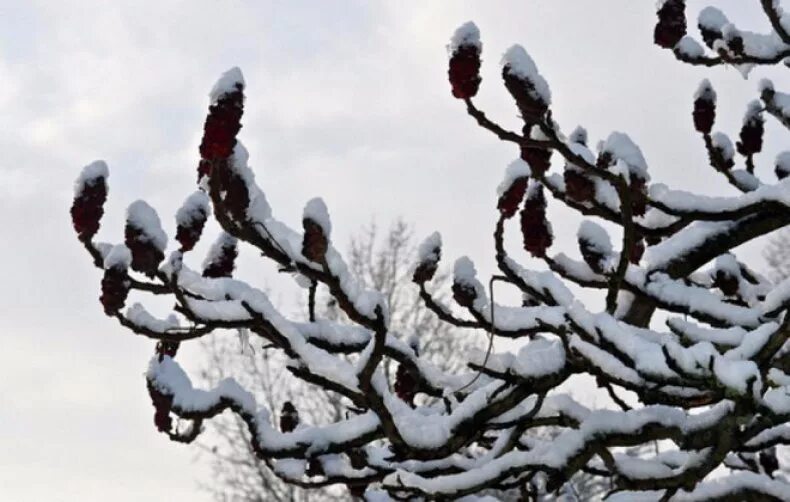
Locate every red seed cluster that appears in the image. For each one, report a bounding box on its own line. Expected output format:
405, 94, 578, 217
630, 239, 646, 265
564, 169, 594, 203
629, 178, 648, 217
279, 401, 299, 433
693, 89, 716, 134
503, 69, 548, 122
497, 177, 528, 218
302, 219, 328, 263
203, 239, 238, 278
394, 362, 418, 406
199, 85, 244, 170
147, 381, 173, 433
737, 115, 764, 157
125, 225, 165, 277
654, 0, 686, 49
100, 265, 130, 315
211, 162, 251, 224
520, 185, 552, 258
448, 44, 482, 99
71, 178, 107, 242
176, 208, 208, 252
520, 146, 551, 176
452, 281, 477, 309
413, 254, 440, 284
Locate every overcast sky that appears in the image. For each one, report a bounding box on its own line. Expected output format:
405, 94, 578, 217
0, 1, 787, 500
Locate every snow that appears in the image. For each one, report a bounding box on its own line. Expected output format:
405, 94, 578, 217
501, 45, 551, 105
710, 132, 734, 161
104, 244, 131, 269
417, 232, 441, 264
496, 159, 530, 197
694, 78, 716, 101
74, 160, 108, 196
698, 7, 728, 32
568, 125, 587, 145
126, 303, 180, 333
202, 232, 237, 271
453, 256, 477, 284
127, 200, 168, 251
175, 191, 210, 226
776, 150, 790, 175
448, 21, 481, 53
577, 220, 613, 256
676, 36, 705, 58
209, 66, 245, 104
303, 197, 331, 237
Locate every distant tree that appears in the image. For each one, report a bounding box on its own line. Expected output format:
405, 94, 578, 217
765, 228, 790, 281
197, 220, 481, 501
72, 2, 790, 499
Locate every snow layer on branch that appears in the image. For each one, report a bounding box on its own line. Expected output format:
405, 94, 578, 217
74, 160, 108, 196
762, 274, 790, 314
496, 159, 530, 197
666, 317, 746, 346
127, 200, 167, 251
676, 36, 705, 58
126, 303, 180, 333
577, 220, 613, 255
645, 220, 736, 271
673, 471, 790, 500
601, 132, 649, 180
501, 45, 551, 105
176, 191, 210, 226
651, 179, 790, 214
763, 386, 790, 414
448, 21, 481, 53
209, 66, 245, 105
104, 244, 131, 269
231, 142, 273, 223
478, 337, 565, 379
698, 7, 728, 32
303, 197, 331, 237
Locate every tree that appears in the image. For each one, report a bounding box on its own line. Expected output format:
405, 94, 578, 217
71, 1, 790, 499
197, 220, 481, 501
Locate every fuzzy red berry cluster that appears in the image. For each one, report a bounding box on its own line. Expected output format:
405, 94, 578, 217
654, 0, 686, 49
520, 185, 552, 258
100, 264, 129, 315
71, 176, 107, 242
198, 83, 244, 180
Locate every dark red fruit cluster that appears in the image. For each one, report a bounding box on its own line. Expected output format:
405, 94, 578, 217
693, 91, 716, 134
452, 281, 477, 309
280, 401, 299, 433
199, 85, 244, 170
176, 209, 208, 252
630, 239, 646, 265
125, 225, 165, 277
713, 269, 739, 296
520, 145, 551, 176
394, 363, 418, 406
302, 219, 328, 263
654, 0, 686, 49
211, 162, 251, 224
100, 265, 129, 315
497, 177, 528, 218
564, 169, 594, 202
413, 255, 440, 284
71, 178, 107, 242
147, 381, 173, 433
203, 239, 238, 278
520, 186, 552, 257
503, 69, 548, 122
737, 114, 764, 157
579, 239, 606, 274
629, 178, 648, 217
448, 45, 481, 99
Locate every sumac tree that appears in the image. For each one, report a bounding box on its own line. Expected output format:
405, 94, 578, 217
72, 2, 790, 500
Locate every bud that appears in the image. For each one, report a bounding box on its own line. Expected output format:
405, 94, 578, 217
736, 101, 764, 157
775, 152, 790, 180
71, 161, 109, 242
502, 45, 551, 122
203, 232, 238, 278
447, 22, 482, 99
198, 68, 245, 180
654, 0, 686, 49
302, 198, 331, 263
280, 401, 299, 433
125, 201, 167, 277
175, 191, 210, 252
413, 232, 442, 283
100, 245, 131, 315
692, 79, 716, 134
564, 169, 595, 202
394, 362, 418, 405
577, 221, 612, 274
520, 184, 553, 258
497, 159, 530, 218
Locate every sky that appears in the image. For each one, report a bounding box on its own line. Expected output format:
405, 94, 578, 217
0, 1, 787, 500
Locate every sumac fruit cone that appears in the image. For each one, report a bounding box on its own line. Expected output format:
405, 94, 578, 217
125, 225, 165, 277
654, 0, 686, 49
100, 266, 130, 315
564, 169, 595, 202
520, 185, 552, 257
71, 179, 107, 242
302, 219, 328, 263
497, 177, 528, 218
449, 45, 481, 99
198, 80, 244, 180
